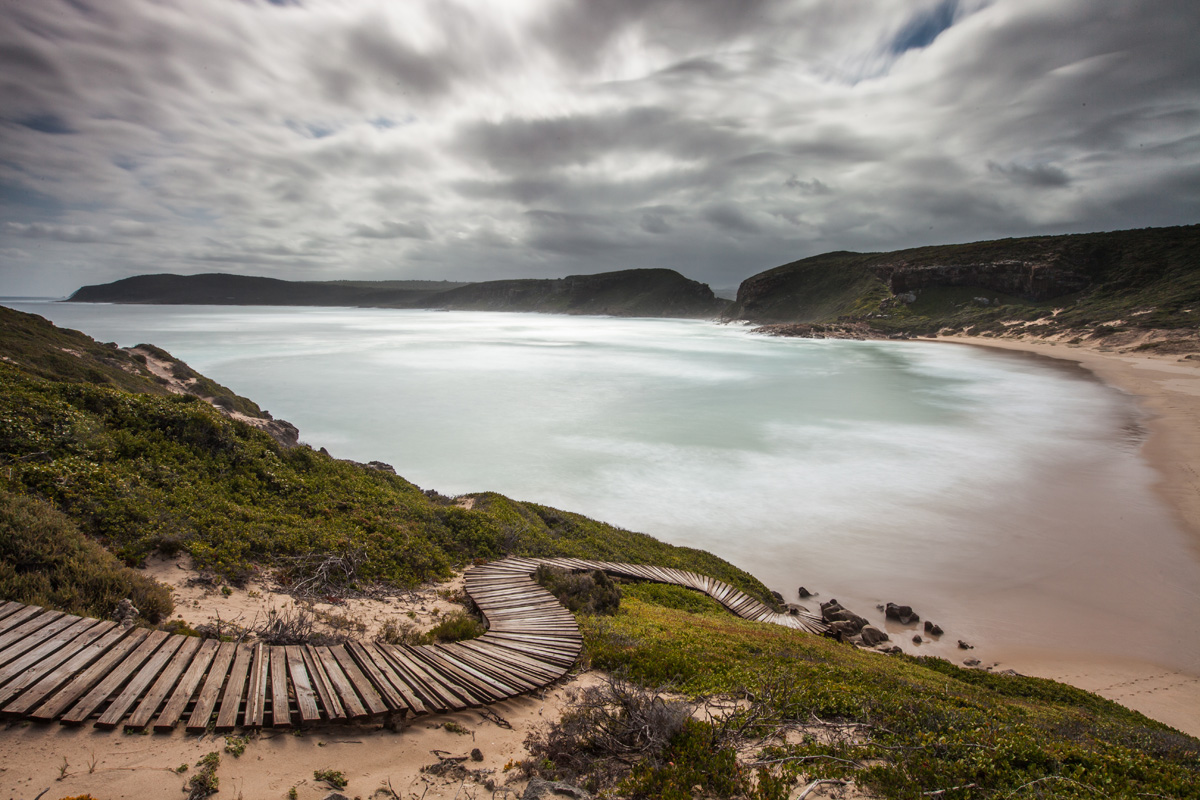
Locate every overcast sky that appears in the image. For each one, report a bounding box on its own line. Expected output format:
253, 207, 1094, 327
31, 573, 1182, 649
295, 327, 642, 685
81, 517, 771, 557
1, 0, 1198, 296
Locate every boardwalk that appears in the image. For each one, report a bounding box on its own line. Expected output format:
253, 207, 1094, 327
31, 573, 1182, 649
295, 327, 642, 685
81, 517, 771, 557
0, 557, 826, 731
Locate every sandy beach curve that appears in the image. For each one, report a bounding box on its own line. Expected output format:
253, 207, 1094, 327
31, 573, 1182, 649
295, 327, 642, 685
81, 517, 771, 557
934, 335, 1200, 736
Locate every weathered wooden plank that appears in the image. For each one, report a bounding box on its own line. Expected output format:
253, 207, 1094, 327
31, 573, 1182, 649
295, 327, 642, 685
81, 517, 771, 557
185, 641, 237, 732
153, 638, 220, 731
270, 646, 291, 727
28, 628, 149, 721
244, 643, 268, 728
0, 617, 99, 687
314, 646, 368, 718
5, 624, 131, 717
60, 629, 169, 725
302, 645, 346, 720
284, 645, 320, 724
330, 645, 387, 716
0, 613, 80, 669
444, 643, 543, 690
382, 645, 469, 710
214, 643, 254, 732
0, 601, 24, 623
0, 620, 115, 709
458, 640, 560, 682
0, 605, 43, 637
347, 641, 419, 714
0, 609, 64, 653
415, 646, 511, 700
127, 635, 203, 730
96, 633, 186, 729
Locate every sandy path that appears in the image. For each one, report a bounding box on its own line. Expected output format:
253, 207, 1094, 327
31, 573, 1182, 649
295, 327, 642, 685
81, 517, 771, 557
933, 336, 1200, 736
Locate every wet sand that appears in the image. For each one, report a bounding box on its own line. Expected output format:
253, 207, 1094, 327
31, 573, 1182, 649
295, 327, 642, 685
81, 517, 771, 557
933, 336, 1200, 736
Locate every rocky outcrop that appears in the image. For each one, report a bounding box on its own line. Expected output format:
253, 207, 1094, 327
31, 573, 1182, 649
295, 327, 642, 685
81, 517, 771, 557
870, 257, 1089, 301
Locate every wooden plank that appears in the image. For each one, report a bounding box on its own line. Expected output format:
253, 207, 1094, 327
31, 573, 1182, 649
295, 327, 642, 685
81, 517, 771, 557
329, 645, 387, 716
381, 645, 468, 710
244, 643, 268, 728
5, 624, 131, 717
0, 613, 80, 669
0, 601, 24, 623
0, 605, 42, 636
270, 646, 291, 727
0, 617, 99, 689
458, 640, 560, 682
347, 642, 421, 714
301, 646, 346, 720
360, 642, 432, 714
414, 646, 511, 700
444, 644, 542, 690
214, 643, 254, 732
0, 609, 64, 652
314, 646, 367, 718
373, 644, 446, 712
96, 633, 186, 729
153, 638, 220, 731
284, 645, 320, 724
185, 641, 237, 732
126, 635, 202, 730
59, 629, 169, 725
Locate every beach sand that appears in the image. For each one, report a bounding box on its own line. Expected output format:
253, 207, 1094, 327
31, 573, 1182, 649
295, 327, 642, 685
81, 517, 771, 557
933, 335, 1200, 736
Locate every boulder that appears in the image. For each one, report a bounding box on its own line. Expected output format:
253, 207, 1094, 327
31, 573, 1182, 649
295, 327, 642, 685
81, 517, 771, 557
912, 635, 922, 644
923, 620, 944, 636
470, 748, 483, 762
963, 658, 981, 667
523, 778, 593, 800
884, 603, 920, 625
797, 586, 812, 599
858, 626, 889, 646
957, 639, 973, 650
771, 591, 785, 605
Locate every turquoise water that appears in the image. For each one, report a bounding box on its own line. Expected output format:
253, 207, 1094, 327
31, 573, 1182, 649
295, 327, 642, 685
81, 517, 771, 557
7, 302, 1199, 669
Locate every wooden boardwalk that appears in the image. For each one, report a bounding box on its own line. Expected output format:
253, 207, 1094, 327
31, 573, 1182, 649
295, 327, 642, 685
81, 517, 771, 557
0, 557, 825, 732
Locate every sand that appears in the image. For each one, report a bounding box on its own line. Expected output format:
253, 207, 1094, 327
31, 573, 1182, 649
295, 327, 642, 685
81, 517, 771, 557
932, 335, 1200, 736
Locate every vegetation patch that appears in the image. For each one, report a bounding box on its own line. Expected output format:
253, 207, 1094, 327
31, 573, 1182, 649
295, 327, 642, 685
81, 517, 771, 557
534, 565, 621, 615
535, 593, 1200, 798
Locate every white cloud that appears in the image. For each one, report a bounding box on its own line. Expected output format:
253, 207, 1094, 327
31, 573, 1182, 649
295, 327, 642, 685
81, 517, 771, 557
0, 0, 1196, 294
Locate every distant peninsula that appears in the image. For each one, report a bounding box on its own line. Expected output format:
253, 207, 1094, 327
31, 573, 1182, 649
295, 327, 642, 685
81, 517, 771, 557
67, 268, 729, 319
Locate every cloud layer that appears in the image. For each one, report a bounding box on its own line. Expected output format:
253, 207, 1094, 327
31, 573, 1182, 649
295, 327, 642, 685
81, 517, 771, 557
1, 0, 1197, 295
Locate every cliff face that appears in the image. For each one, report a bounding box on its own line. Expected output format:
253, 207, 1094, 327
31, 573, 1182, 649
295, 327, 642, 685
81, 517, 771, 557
726, 224, 1200, 333
70, 269, 729, 319
870, 257, 1090, 301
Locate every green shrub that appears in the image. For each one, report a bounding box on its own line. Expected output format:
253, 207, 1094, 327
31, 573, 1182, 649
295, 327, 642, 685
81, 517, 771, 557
313, 768, 347, 789
0, 491, 172, 622
424, 611, 486, 643
534, 565, 621, 615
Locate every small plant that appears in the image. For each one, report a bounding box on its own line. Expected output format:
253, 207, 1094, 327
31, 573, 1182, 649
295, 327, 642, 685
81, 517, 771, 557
376, 617, 422, 646
187, 751, 220, 799
57, 756, 69, 780
287, 788, 298, 800
313, 768, 347, 789
224, 735, 248, 758
443, 721, 471, 735
221, 585, 233, 596
176, 763, 189, 773
424, 611, 486, 643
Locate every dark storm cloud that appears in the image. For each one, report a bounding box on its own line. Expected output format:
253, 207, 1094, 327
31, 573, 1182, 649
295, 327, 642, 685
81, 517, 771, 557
1, 0, 1198, 295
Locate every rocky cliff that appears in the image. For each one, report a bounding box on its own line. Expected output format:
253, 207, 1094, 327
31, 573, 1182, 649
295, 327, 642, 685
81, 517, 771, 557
726, 224, 1200, 337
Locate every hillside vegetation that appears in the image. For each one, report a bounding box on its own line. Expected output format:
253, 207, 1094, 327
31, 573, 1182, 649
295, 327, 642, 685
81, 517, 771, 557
527, 584, 1200, 799
68, 268, 728, 319
727, 224, 1200, 346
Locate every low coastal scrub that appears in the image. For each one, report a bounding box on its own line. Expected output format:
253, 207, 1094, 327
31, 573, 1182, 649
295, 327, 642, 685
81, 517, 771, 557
534, 564, 621, 615
0, 490, 172, 622
0, 306, 776, 610
524, 585, 1200, 798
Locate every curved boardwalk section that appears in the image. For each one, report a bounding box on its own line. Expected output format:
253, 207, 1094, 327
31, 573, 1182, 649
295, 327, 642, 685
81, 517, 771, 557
0, 557, 824, 731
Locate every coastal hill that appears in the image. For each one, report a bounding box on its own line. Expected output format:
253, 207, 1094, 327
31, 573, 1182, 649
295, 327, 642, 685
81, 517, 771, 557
726, 223, 1200, 346
68, 268, 729, 319
1, 304, 1197, 794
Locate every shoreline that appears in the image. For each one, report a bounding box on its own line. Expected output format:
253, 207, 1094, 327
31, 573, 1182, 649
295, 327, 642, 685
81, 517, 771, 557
931, 334, 1200, 735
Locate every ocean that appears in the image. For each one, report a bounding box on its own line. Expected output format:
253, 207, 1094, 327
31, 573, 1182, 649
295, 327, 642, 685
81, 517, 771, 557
6, 301, 1198, 673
